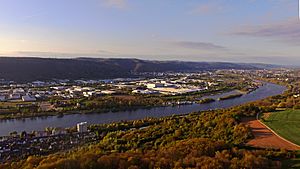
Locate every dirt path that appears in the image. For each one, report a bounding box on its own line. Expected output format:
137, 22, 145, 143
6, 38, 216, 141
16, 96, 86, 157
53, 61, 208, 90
242, 117, 300, 150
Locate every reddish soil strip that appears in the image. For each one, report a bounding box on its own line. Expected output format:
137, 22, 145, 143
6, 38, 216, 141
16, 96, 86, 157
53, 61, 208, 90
242, 117, 300, 150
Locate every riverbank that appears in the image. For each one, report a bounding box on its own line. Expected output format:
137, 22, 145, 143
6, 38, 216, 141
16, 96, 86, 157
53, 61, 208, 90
0, 82, 286, 136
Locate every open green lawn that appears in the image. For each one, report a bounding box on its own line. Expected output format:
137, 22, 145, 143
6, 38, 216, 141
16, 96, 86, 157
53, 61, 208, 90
264, 109, 300, 146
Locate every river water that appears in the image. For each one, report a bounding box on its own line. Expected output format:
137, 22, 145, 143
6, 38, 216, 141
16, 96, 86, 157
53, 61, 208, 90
0, 82, 286, 136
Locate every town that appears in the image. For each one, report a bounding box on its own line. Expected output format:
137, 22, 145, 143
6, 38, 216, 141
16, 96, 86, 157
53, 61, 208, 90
0, 121, 99, 163
0, 69, 263, 120
0, 68, 296, 121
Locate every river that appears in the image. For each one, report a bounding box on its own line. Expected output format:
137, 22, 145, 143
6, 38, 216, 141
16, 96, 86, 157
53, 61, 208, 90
0, 82, 286, 136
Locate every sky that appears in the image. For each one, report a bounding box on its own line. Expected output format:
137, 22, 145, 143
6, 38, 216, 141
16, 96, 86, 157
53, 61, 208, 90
0, 0, 299, 65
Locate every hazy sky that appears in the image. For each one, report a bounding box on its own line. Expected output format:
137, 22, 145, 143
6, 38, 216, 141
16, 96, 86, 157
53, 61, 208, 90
0, 0, 299, 65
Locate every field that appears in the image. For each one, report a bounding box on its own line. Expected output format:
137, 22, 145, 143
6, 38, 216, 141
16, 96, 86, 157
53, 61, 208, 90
264, 110, 300, 146
242, 117, 300, 150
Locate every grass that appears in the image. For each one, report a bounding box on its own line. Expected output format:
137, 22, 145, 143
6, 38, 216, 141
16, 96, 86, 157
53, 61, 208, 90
263, 109, 300, 146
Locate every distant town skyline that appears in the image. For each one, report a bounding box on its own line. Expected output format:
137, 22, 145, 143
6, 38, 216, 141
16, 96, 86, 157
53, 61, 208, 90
0, 0, 300, 65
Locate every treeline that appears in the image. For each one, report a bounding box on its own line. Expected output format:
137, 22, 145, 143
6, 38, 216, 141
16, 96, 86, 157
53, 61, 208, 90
219, 93, 243, 100
82, 96, 165, 112
2, 138, 292, 169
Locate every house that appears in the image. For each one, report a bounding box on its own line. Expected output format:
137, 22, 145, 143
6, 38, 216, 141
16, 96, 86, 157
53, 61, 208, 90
22, 95, 36, 102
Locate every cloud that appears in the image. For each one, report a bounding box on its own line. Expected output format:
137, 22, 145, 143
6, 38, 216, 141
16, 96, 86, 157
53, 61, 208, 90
230, 19, 300, 45
245, 56, 300, 66
14, 50, 115, 58
189, 2, 224, 15
104, 0, 127, 9
172, 41, 227, 51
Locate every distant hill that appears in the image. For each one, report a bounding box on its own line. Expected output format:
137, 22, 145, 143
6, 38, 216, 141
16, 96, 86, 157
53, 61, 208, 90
0, 57, 280, 82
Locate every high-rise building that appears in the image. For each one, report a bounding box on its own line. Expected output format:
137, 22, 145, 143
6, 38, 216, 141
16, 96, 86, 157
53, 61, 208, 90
77, 122, 88, 133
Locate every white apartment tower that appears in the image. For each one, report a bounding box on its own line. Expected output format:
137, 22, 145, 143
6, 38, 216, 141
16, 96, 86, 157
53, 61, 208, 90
77, 122, 88, 133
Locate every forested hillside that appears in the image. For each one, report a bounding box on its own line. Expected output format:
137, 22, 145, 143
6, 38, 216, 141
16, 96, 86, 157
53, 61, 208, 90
0, 57, 278, 82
